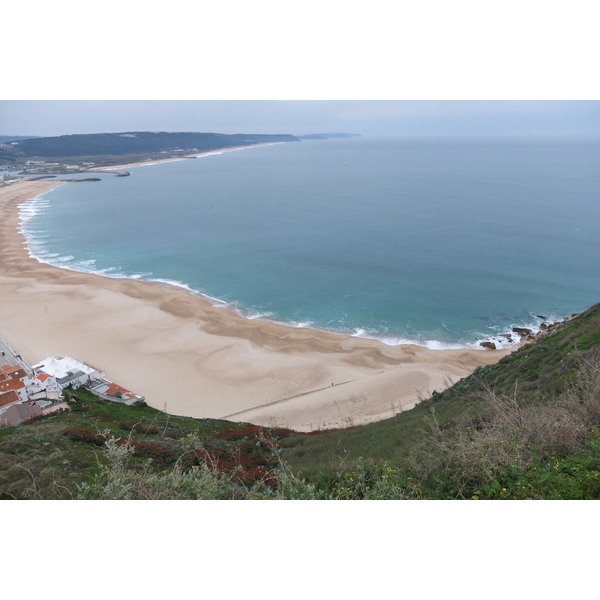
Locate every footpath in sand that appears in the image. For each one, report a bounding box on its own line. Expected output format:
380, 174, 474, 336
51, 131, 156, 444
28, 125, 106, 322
0, 181, 513, 432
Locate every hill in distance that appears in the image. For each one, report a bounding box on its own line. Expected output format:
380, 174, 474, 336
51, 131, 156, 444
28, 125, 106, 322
0, 135, 41, 144
0, 131, 300, 164
0, 131, 361, 170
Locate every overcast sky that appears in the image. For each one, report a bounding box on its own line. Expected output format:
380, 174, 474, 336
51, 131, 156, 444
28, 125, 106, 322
4, 3, 599, 140
2, 100, 600, 138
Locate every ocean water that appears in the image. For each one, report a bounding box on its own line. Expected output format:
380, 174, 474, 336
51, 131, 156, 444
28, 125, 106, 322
18, 137, 600, 349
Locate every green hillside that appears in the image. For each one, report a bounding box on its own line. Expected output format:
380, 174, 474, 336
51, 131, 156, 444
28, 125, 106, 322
0, 131, 299, 167
281, 302, 600, 497
1, 302, 598, 500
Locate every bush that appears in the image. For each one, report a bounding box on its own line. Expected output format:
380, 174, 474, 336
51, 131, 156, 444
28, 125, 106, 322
63, 427, 104, 446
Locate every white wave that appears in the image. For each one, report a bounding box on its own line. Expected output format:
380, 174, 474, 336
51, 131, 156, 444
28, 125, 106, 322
147, 277, 197, 293
253, 311, 276, 320
17, 190, 60, 262
470, 310, 571, 350
72, 259, 97, 269
195, 151, 224, 158
135, 159, 185, 167
194, 145, 279, 159
350, 328, 468, 349
92, 266, 124, 276
237, 309, 276, 320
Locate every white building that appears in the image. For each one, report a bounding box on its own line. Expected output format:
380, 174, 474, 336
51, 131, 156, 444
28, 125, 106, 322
32, 356, 106, 390
25, 372, 62, 400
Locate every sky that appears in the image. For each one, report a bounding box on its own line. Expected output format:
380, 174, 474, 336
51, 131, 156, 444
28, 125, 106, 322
2, 100, 600, 138
3, 2, 599, 140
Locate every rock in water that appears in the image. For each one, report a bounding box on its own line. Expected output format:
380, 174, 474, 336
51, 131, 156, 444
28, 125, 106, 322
512, 327, 533, 337
480, 341, 497, 350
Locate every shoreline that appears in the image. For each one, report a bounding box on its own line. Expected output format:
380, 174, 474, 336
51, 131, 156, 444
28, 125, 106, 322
0, 180, 515, 431
87, 142, 281, 171
20, 154, 525, 353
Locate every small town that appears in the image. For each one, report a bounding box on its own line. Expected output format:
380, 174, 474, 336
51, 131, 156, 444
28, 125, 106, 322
0, 334, 144, 427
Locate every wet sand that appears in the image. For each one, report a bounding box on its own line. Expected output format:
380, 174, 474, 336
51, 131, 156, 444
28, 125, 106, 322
0, 180, 514, 431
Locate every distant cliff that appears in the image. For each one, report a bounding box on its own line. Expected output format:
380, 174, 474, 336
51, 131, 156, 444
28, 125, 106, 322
0, 131, 300, 161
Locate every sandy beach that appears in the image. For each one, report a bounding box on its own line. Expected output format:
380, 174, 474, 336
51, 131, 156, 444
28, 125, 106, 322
0, 180, 514, 431
88, 143, 281, 170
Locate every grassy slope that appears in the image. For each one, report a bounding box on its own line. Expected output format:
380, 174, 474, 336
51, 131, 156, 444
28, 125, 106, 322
0, 302, 598, 499
281, 302, 600, 479
0, 389, 291, 499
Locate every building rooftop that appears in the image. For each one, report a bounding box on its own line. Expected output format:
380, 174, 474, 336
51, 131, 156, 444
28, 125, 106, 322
56, 369, 86, 386
0, 390, 20, 408
0, 402, 42, 426
0, 378, 25, 393
33, 356, 102, 379
0, 365, 26, 380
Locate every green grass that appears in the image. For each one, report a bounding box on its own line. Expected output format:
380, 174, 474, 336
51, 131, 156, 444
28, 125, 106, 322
283, 302, 600, 484
1, 302, 599, 499
0, 388, 290, 499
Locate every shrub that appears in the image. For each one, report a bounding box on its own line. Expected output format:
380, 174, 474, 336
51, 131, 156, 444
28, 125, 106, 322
63, 427, 104, 446
119, 420, 160, 435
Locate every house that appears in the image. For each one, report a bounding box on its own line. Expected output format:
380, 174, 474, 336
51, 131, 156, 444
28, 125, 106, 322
0, 390, 23, 426
0, 365, 29, 403
0, 365, 27, 381
87, 380, 144, 405
0, 377, 28, 403
32, 356, 106, 390
25, 372, 61, 401
0, 402, 43, 427
0, 390, 21, 409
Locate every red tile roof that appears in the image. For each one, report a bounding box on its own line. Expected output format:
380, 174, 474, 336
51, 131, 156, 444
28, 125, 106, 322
104, 382, 137, 399
0, 379, 25, 393
0, 365, 26, 379
0, 390, 21, 407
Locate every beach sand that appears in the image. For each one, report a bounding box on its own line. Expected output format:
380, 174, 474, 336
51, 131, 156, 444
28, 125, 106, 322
88, 143, 280, 170
0, 181, 514, 431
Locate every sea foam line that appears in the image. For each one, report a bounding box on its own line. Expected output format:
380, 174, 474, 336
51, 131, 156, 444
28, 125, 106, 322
16, 185, 567, 352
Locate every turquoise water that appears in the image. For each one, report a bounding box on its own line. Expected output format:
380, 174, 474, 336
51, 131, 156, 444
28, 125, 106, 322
19, 137, 600, 349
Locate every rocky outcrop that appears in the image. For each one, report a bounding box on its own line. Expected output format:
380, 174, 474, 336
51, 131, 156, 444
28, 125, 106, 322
480, 341, 497, 350
512, 327, 533, 337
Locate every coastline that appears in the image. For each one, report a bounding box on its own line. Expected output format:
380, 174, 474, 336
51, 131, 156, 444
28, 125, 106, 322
88, 142, 281, 171
0, 180, 514, 431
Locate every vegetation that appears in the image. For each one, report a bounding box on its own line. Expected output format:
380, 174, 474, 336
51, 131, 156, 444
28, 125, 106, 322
0, 131, 300, 167
1, 303, 599, 500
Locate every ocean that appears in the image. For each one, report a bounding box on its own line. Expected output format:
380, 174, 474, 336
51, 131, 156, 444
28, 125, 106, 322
18, 136, 600, 349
